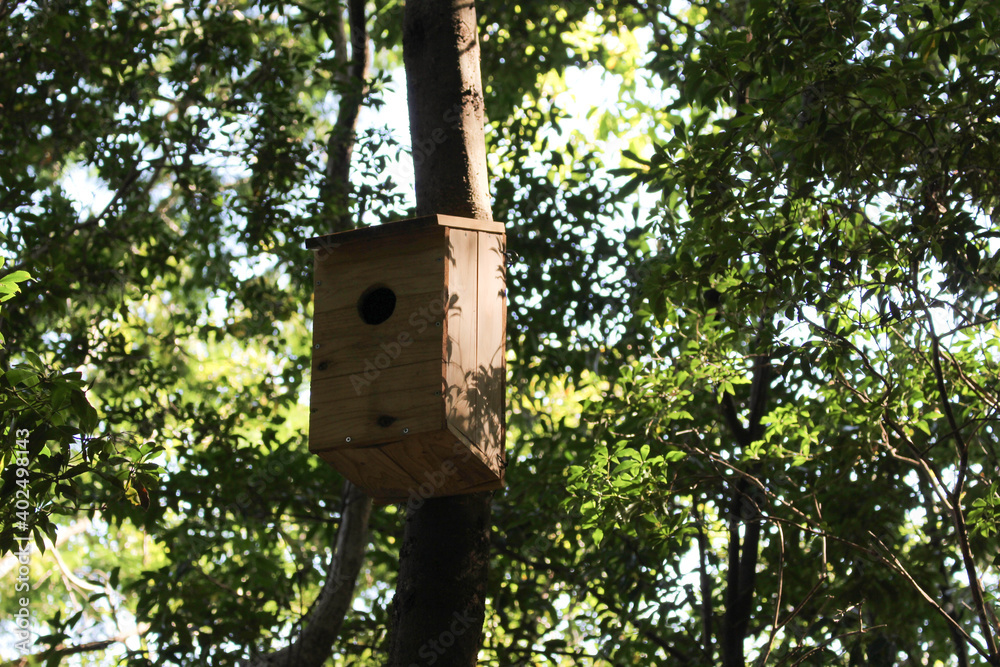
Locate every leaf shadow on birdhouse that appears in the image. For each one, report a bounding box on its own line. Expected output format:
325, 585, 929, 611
306, 215, 507, 504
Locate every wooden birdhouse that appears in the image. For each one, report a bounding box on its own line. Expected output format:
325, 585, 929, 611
306, 215, 507, 504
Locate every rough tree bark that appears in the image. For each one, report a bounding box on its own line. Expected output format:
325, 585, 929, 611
387, 1, 494, 665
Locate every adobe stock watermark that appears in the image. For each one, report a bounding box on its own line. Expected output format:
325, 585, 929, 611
402, 440, 480, 512
349, 296, 447, 395
407, 609, 476, 666
309, 100, 466, 261
12, 427, 34, 654
410, 102, 464, 168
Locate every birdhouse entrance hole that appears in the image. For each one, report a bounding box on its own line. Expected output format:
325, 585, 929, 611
358, 285, 396, 325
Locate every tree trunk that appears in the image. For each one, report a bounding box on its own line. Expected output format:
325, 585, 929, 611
387, 1, 494, 665
403, 0, 492, 222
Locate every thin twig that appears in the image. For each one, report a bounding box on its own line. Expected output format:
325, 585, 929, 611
923, 304, 999, 660
757, 521, 785, 665
867, 532, 988, 657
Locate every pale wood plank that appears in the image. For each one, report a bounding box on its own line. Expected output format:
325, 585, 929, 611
315, 431, 503, 503
305, 215, 505, 252
310, 357, 445, 450
443, 228, 479, 446
315, 446, 419, 502
312, 289, 444, 378
447, 422, 503, 479
475, 231, 507, 477
313, 226, 444, 315
434, 214, 506, 235
320, 431, 503, 504
381, 430, 499, 496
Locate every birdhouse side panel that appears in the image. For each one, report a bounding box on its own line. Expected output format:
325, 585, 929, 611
475, 231, 507, 477
441, 228, 507, 482
443, 228, 480, 448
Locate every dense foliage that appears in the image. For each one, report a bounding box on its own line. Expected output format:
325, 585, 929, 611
1, 0, 997, 665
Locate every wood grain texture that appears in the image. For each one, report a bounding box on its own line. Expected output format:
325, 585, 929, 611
315, 447, 417, 502
309, 357, 446, 452
311, 290, 444, 377
312, 226, 443, 315
444, 227, 479, 446
317, 429, 503, 504
476, 231, 507, 475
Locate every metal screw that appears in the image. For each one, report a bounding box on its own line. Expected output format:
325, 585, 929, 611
316, 280, 322, 286
402, 428, 409, 434
314, 343, 321, 349
435, 321, 441, 327
345, 437, 352, 443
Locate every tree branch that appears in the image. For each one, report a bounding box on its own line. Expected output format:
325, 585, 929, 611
320, 0, 370, 229
867, 531, 989, 658
928, 334, 999, 662
720, 351, 770, 667
757, 521, 784, 666
722, 498, 746, 667
0, 516, 93, 578
248, 481, 371, 667
492, 538, 690, 663
694, 508, 714, 661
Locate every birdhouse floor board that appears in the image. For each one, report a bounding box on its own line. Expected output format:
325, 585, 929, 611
384, 432, 499, 489
316, 434, 502, 504
316, 447, 417, 502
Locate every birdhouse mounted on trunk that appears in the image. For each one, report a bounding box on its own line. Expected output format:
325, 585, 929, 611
306, 215, 507, 504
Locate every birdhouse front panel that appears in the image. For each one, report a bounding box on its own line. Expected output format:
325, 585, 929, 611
306, 215, 507, 503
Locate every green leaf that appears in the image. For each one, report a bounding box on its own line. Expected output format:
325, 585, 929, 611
5, 368, 38, 387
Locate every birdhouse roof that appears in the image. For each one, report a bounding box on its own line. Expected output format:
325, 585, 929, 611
305, 214, 505, 250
